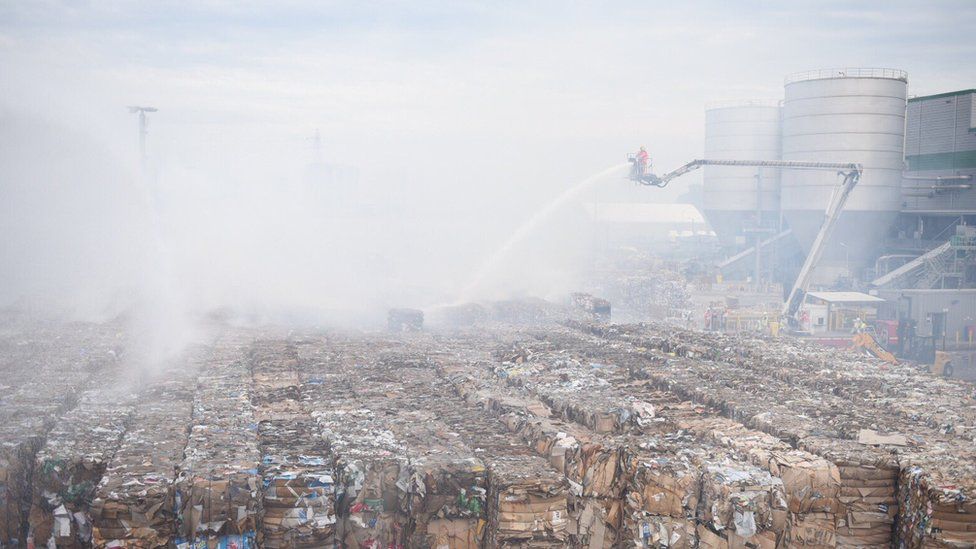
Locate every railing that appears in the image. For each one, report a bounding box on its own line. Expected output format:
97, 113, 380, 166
950, 235, 976, 249
705, 99, 783, 110
785, 67, 908, 84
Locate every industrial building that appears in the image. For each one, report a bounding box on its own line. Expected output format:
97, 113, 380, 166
693, 69, 976, 374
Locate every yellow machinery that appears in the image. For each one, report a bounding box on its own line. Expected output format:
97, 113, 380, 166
851, 331, 899, 365
930, 351, 954, 378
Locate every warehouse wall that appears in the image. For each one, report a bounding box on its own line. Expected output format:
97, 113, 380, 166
902, 90, 976, 213
878, 288, 976, 341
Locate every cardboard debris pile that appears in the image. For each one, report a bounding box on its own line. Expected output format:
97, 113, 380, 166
4, 312, 976, 549
0, 320, 123, 548
90, 355, 202, 549
594, 320, 976, 436
474, 333, 797, 547
175, 338, 261, 548
250, 341, 338, 548
576, 320, 976, 547
299, 339, 568, 548
484, 457, 569, 548
28, 389, 134, 548
437, 331, 803, 548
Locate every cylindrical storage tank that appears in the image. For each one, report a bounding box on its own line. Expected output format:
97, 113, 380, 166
703, 100, 782, 246
781, 68, 907, 280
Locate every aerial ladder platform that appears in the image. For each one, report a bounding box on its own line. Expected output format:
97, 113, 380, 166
628, 157, 863, 328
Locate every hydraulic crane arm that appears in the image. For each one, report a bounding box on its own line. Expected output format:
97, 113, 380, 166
630, 156, 863, 327
631, 158, 861, 187
780, 167, 861, 324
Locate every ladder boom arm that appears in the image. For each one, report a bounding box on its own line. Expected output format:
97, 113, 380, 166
637, 159, 862, 187
631, 156, 863, 326
780, 168, 862, 322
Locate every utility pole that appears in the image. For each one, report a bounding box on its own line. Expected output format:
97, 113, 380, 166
127, 106, 158, 175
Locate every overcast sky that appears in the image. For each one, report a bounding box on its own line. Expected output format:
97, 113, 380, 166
2, 1, 974, 197
1, 1, 974, 326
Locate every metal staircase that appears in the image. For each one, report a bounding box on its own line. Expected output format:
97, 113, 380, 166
871, 227, 976, 289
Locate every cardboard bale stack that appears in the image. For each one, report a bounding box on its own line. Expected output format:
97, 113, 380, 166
897, 458, 976, 547
588, 325, 906, 547
90, 358, 201, 549
28, 389, 134, 549
250, 342, 338, 549
175, 340, 261, 549
792, 438, 900, 547
302, 335, 580, 548
311, 405, 407, 548
434, 349, 625, 548
640, 362, 901, 546
476, 326, 901, 548
635, 354, 901, 547
697, 460, 783, 549
400, 452, 487, 549
297, 340, 410, 549
470, 329, 795, 548
497, 409, 622, 548
316, 347, 490, 548
0, 321, 121, 548
620, 442, 700, 548
621, 319, 976, 436
0, 415, 49, 548
484, 457, 569, 548
678, 415, 841, 549
257, 422, 336, 549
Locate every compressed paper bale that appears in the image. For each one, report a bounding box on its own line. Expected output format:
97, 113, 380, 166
897, 465, 976, 548
678, 414, 840, 515
621, 449, 700, 519
336, 454, 407, 548
402, 455, 487, 527
751, 450, 840, 515
90, 370, 199, 549
258, 420, 337, 548
484, 456, 569, 547
0, 322, 123, 548
175, 361, 262, 545
309, 390, 407, 547
567, 496, 619, 549
0, 433, 45, 547
833, 464, 898, 546
512, 416, 622, 500
797, 437, 898, 547
699, 460, 785, 540
422, 518, 483, 549
252, 342, 339, 549
28, 392, 133, 549
622, 513, 695, 549
781, 512, 836, 549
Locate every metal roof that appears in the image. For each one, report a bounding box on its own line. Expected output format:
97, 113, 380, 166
806, 291, 886, 304
908, 89, 976, 103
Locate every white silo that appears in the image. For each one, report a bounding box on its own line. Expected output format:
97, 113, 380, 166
781, 68, 907, 279
703, 101, 782, 245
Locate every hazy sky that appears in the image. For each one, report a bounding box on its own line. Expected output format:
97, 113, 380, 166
2, 1, 974, 198
1, 1, 974, 325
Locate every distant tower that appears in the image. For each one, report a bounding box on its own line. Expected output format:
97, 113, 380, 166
127, 105, 158, 175
311, 129, 323, 162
